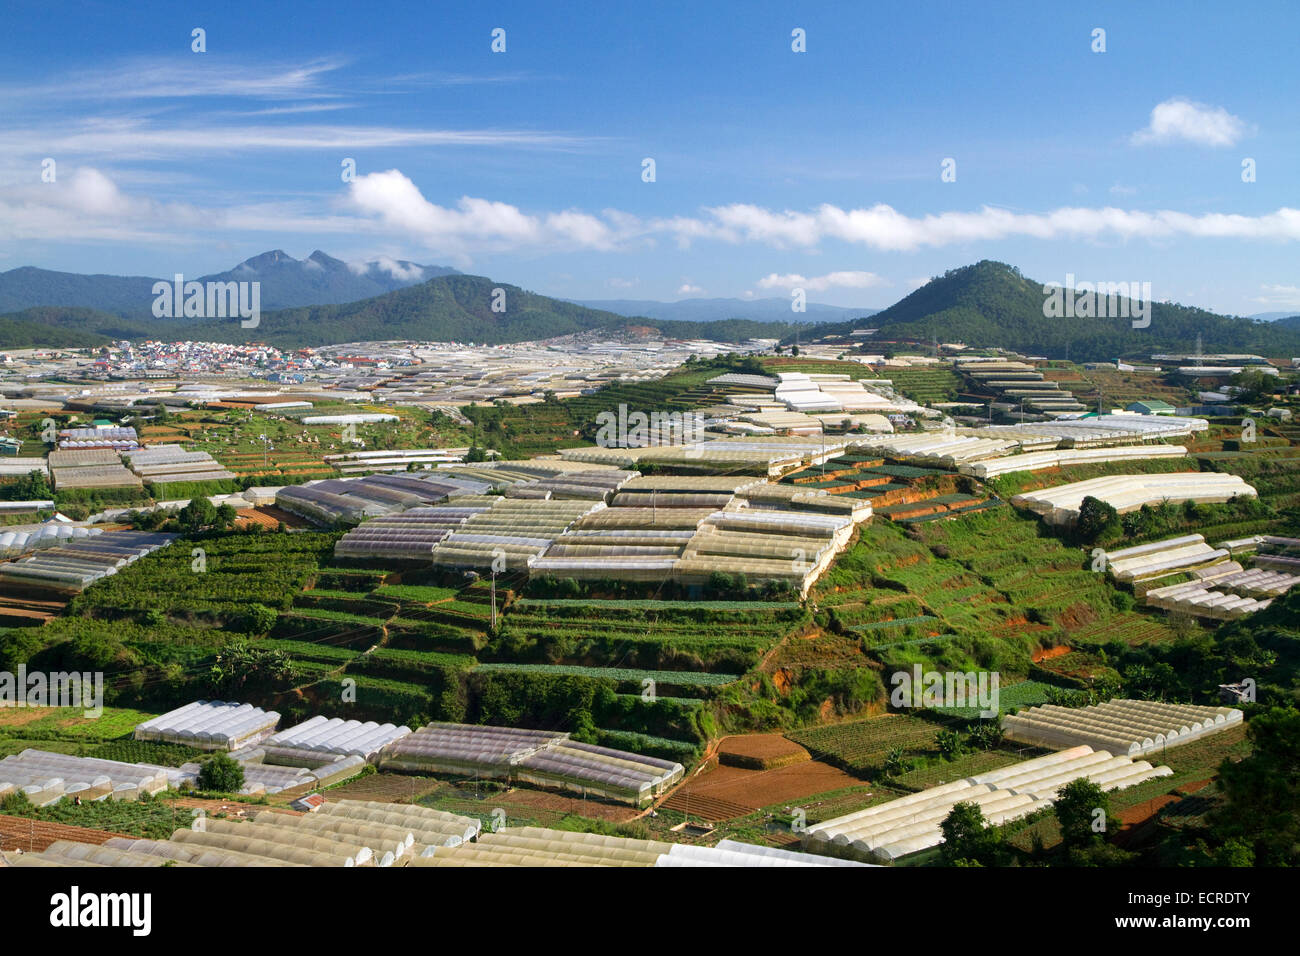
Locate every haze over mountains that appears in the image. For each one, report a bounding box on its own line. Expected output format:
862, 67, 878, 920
0, 250, 459, 316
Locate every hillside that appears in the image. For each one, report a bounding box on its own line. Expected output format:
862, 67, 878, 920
0, 250, 458, 316
794, 261, 1300, 361
0, 276, 804, 348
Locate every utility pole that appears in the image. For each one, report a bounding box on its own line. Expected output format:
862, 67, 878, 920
490, 569, 497, 632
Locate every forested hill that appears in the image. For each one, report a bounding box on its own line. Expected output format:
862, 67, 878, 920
792, 261, 1300, 361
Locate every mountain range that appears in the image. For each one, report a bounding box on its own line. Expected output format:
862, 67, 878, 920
0, 250, 459, 316
2, 256, 1300, 360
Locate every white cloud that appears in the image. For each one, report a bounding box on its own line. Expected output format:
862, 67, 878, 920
1131, 98, 1249, 147
606, 277, 639, 289
756, 270, 888, 292
1109, 183, 1138, 196
1253, 284, 1300, 308
7, 166, 1300, 259
363, 256, 425, 281
677, 283, 704, 295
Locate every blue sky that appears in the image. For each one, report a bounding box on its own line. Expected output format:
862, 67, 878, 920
1, 0, 1297, 315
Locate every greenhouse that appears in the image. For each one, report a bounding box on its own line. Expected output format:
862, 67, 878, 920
133, 700, 281, 751
847, 432, 1019, 466
321, 799, 481, 846
263, 716, 412, 762
123, 444, 235, 485
1143, 580, 1275, 619
427, 498, 599, 570
377, 723, 683, 806
56, 426, 139, 450
804, 745, 1172, 863
957, 414, 1209, 448
0, 530, 177, 595
1011, 472, 1256, 526
961, 443, 1189, 479
47, 447, 143, 490
1103, 534, 1229, 582
1001, 700, 1243, 756
0, 749, 174, 805
412, 825, 865, 867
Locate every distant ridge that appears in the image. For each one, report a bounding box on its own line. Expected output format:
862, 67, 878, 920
0, 250, 459, 315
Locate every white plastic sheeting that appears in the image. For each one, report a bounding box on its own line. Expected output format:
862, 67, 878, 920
804, 745, 1172, 862
1012, 473, 1256, 526
134, 700, 281, 751
1001, 699, 1244, 756
264, 717, 411, 762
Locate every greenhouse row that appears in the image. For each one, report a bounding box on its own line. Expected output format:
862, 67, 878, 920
333, 503, 495, 559
958, 414, 1209, 448
960, 443, 1189, 479
47, 447, 143, 490
804, 745, 1172, 863
849, 432, 1020, 466
1143, 579, 1275, 619
1011, 472, 1257, 526
429, 498, 599, 570
0, 749, 177, 805
276, 470, 492, 525
262, 716, 412, 762
123, 444, 235, 485
0, 530, 177, 595
1255, 535, 1300, 571
56, 426, 139, 450
1001, 699, 1243, 756
12, 811, 860, 868
0, 523, 101, 559
413, 826, 860, 867
558, 436, 851, 475
134, 700, 281, 751
378, 723, 682, 806
1104, 534, 1229, 582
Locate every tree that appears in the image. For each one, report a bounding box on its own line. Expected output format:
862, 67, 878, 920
1209, 707, 1300, 865
1230, 368, 1276, 405
1, 469, 53, 502
940, 801, 1002, 865
1054, 777, 1111, 847
215, 503, 238, 530
178, 497, 218, 533
241, 603, 278, 635
197, 752, 245, 793
1075, 495, 1120, 544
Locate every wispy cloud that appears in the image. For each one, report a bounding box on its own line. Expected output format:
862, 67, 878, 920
1131, 97, 1249, 147
0, 58, 349, 103
0, 119, 587, 163
677, 283, 704, 295
756, 271, 887, 292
